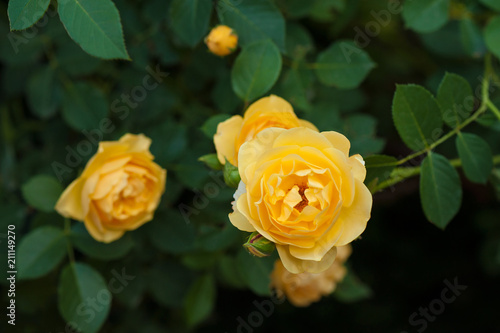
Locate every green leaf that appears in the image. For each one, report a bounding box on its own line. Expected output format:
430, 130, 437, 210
343, 114, 385, 156
392, 84, 443, 151
402, 0, 450, 33
420, 21, 467, 58
456, 132, 493, 184
8, 0, 50, 30
334, 269, 373, 303
217, 255, 246, 289
276, 0, 314, 19
169, 0, 212, 47
420, 152, 462, 229
112, 266, 144, 309
477, 109, 500, 130
147, 261, 195, 308
285, 23, 314, 59
201, 114, 232, 139
145, 120, 188, 164
184, 274, 216, 327
460, 18, 486, 58
70, 223, 134, 260
437, 73, 474, 128
26, 66, 62, 119
317, 86, 367, 114
309, 0, 346, 22
144, 120, 188, 165
211, 75, 241, 114
58, 263, 111, 333
146, 212, 196, 255
236, 248, 275, 296
315, 40, 375, 89
280, 68, 313, 112
58, 0, 129, 60
143, 0, 170, 22
231, 39, 282, 102
480, 0, 500, 12
56, 42, 102, 77
302, 102, 342, 132
61, 82, 108, 131
182, 252, 219, 271
364, 155, 398, 186
17, 226, 66, 279
199, 153, 224, 171
218, 0, 286, 51
198, 223, 241, 252
485, 16, 500, 60
21, 175, 63, 212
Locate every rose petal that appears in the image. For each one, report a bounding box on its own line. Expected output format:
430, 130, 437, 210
298, 119, 319, 131
334, 179, 372, 246
228, 209, 256, 232
238, 128, 287, 185
273, 127, 333, 151
214, 115, 243, 165
55, 178, 85, 220
83, 204, 124, 243
349, 154, 367, 182
119, 133, 153, 155
277, 244, 337, 274
244, 95, 295, 119
322, 131, 351, 156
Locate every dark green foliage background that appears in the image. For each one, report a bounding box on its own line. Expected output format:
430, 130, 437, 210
1, 0, 500, 332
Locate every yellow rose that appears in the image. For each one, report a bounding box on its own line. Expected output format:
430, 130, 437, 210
229, 127, 371, 273
270, 245, 352, 307
204, 25, 238, 57
214, 95, 317, 166
55, 134, 166, 243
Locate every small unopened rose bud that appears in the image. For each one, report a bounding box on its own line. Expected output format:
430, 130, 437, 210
204, 25, 238, 57
199, 153, 223, 170
224, 159, 240, 188
243, 232, 276, 257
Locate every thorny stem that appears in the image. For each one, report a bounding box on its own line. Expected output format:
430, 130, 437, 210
374, 154, 500, 193
374, 54, 500, 193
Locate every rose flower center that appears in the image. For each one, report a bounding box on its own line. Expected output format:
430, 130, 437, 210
293, 185, 309, 212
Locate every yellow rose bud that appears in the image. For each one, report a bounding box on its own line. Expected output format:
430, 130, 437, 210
214, 95, 317, 166
199, 153, 223, 170
243, 231, 276, 257
223, 159, 241, 188
55, 134, 166, 243
270, 245, 352, 307
205, 25, 238, 56
229, 127, 371, 274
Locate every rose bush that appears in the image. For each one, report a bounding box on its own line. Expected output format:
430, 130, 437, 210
55, 134, 166, 243
229, 127, 372, 273
8, 0, 500, 330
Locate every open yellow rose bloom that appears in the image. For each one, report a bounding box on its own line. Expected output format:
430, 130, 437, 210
55, 134, 166, 243
270, 245, 352, 307
214, 95, 316, 166
221, 97, 372, 274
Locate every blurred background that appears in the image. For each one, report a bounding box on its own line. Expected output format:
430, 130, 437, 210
1, 0, 500, 332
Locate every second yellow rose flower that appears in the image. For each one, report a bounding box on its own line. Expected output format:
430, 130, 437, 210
214, 95, 317, 166
56, 134, 166, 243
